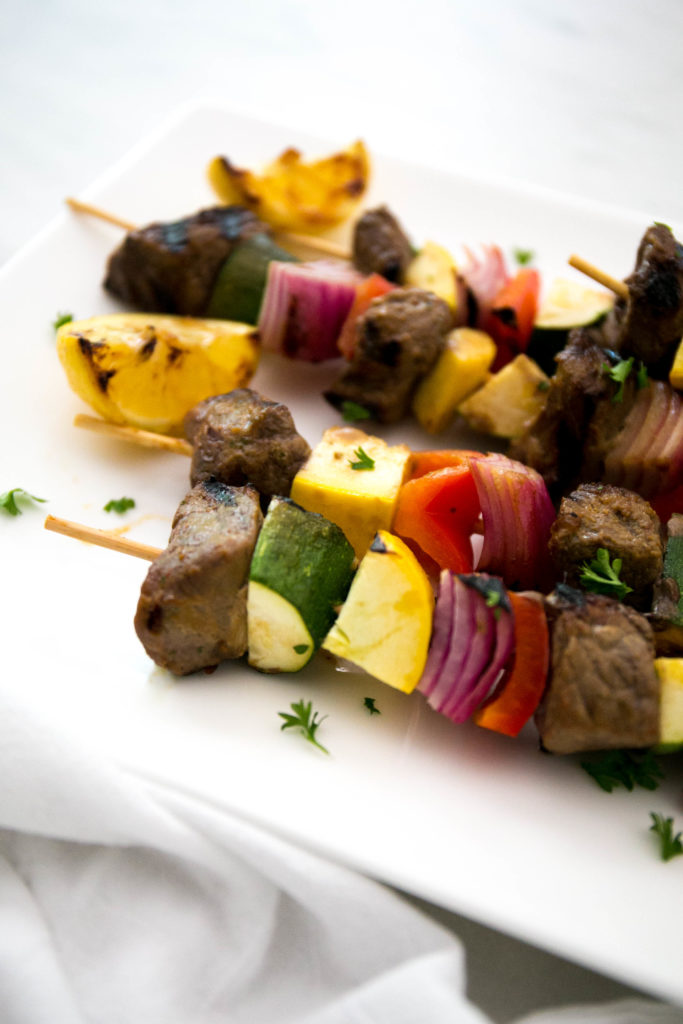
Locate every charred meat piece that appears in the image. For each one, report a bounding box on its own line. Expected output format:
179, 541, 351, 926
184, 389, 311, 498
324, 287, 452, 423
104, 206, 266, 315
548, 483, 664, 593
509, 329, 611, 494
535, 590, 659, 754
610, 223, 683, 369
352, 206, 413, 284
134, 481, 262, 675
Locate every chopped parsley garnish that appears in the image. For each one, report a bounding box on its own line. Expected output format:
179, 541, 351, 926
341, 400, 371, 422
349, 446, 375, 471
636, 362, 649, 389
650, 813, 683, 861
278, 699, 329, 754
581, 750, 664, 793
579, 547, 633, 601
603, 356, 634, 403
103, 496, 136, 514
513, 248, 535, 266
0, 488, 47, 516
293, 643, 310, 655
363, 697, 381, 715
537, 379, 550, 393
53, 312, 74, 330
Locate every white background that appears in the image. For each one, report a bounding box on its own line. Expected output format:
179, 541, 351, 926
2, 1, 682, 1019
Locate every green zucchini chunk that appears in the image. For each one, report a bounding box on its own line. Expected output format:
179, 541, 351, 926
206, 233, 298, 324
527, 278, 614, 375
248, 497, 355, 672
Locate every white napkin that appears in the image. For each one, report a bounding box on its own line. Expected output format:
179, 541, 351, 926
0, 682, 681, 1024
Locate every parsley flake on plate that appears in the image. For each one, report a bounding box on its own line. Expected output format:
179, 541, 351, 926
278, 699, 329, 754
103, 496, 136, 514
580, 750, 664, 793
649, 812, 683, 862
0, 488, 47, 517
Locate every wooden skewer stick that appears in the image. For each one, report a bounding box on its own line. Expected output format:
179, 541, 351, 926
65, 196, 352, 260
45, 514, 161, 561
74, 414, 192, 455
568, 254, 629, 301
65, 197, 138, 233
278, 230, 351, 260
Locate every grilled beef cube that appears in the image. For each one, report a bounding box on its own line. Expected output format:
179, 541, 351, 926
548, 483, 664, 594
535, 590, 659, 754
509, 329, 610, 493
352, 206, 413, 283
104, 206, 265, 315
134, 481, 262, 675
184, 389, 311, 498
324, 287, 452, 423
609, 223, 683, 369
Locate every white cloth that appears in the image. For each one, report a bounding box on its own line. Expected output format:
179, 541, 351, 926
0, 683, 681, 1024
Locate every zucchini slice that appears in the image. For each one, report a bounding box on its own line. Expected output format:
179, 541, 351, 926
206, 233, 298, 324
527, 278, 614, 375
247, 497, 355, 672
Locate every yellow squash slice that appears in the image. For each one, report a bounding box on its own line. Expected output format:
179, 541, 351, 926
57, 313, 259, 435
405, 241, 459, 312
322, 530, 434, 693
412, 327, 496, 433
457, 354, 550, 439
290, 427, 412, 559
207, 141, 370, 233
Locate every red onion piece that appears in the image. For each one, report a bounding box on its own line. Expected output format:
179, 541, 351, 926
424, 575, 476, 711
418, 571, 454, 698
605, 382, 683, 498
470, 454, 555, 590
448, 584, 515, 723
440, 578, 496, 720
459, 244, 510, 330
417, 573, 515, 724
258, 259, 362, 362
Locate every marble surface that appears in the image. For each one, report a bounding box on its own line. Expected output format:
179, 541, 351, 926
2, 1, 682, 1019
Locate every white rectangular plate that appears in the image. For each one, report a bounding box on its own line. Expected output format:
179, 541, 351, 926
2, 102, 682, 1005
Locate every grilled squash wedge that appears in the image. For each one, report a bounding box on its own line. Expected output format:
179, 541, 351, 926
405, 241, 458, 312
457, 354, 550, 439
322, 531, 434, 693
207, 141, 370, 232
412, 327, 496, 434
57, 313, 259, 435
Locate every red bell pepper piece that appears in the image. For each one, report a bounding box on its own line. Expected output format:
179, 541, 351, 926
409, 449, 482, 480
473, 591, 549, 737
392, 464, 481, 574
486, 267, 541, 372
337, 273, 395, 359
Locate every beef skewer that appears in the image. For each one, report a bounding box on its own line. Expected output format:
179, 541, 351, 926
43, 498, 679, 754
